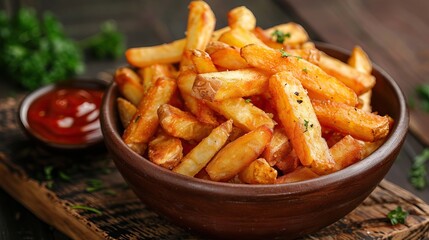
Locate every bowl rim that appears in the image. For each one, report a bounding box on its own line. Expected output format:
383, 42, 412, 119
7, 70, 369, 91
101, 42, 409, 198
18, 78, 108, 150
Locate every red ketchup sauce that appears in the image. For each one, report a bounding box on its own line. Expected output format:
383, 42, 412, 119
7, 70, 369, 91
27, 87, 104, 145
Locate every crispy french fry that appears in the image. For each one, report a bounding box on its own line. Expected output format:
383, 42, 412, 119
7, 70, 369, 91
158, 104, 215, 141
311, 99, 390, 142
228, 6, 256, 30
115, 67, 144, 106
275, 149, 300, 174
177, 70, 219, 125
126, 39, 186, 68
269, 71, 335, 174
206, 125, 272, 181
265, 23, 309, 46
241, 44, 358, 106
252, 27, 284, 49
139, 64, 175, 94
148, 130, 183, 169
329, 135, 364, 171
184, 1, 216, 51
117, 97, 137, 128
287, 48, 321, 65
190, 49, 218, 74
348, 46, 373, 112
122, 77, 176, 155
262, 127, 292, 166
173, 119, 233, 176
275, 167, 319, 184
205, 41, 249, 70
205, 97, 275, 132
348, 46, 372, 74
238, 158, 277, 184
193, 68, 269, 101
318, 52, 375, 95
361, 139, 385, 158
218, 27, 265, 48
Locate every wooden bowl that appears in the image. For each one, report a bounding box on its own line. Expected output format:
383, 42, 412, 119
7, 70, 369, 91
100, 43, 409, 239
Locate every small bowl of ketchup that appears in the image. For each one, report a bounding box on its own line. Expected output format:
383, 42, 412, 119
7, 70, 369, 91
18, 79, 108, 151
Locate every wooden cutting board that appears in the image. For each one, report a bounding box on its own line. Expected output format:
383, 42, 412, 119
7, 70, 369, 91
0, 96, 428, 239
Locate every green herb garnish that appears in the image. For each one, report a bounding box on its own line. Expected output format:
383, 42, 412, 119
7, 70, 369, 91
271, 29, 291, 44
409, 148, 429, 190
416, 84, 429, 112
280, 49, 291, 58
71, 205, 102, 215
44, 166, 54, 180
58, 171, 71, 181
387, 206, 408, 225
303, 119, 309, 132
81, 20, 125, 60
245, 98, 252, 103
86, 179, 104, 192
0, 8, 83, 90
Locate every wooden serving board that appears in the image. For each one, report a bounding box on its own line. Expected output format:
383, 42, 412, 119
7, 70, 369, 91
0, 96, 428, 239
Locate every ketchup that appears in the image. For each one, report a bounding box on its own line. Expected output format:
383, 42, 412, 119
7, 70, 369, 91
27, 87, 104, 145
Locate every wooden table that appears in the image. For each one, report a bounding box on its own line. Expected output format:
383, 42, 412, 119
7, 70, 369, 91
0, 0, 428, 239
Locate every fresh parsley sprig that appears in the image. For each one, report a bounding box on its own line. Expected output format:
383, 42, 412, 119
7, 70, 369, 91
409, 148, 429, 190
387, 206, 408, 225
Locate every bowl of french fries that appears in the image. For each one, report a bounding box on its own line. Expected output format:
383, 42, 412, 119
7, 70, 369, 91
100, 1, 408, 239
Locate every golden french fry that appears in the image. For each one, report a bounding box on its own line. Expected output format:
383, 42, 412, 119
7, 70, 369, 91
206, 125, 272, 181
275, 149, 300, 174
265, 22, 309, 46
115, 67, 144, 106
173, 119, 233, 176
117, 97, 137, 128
205, 41, 249, 70
126, 39, 186, 68
158, 104, 215, 141
228, 6, 256, 30
205, 97, 275, 132
122, 77, 177, 155
185, 1, 215, 51
238, 158, 277, 184
190, 49, 218, 74
361, 139, 385, 158
241, 44, 358, 106
262, 127, 292, 166
287, 48, 321, 65
193, 68, 270, 101
269, 71, 335, 174
318, 52, 375, 95
218, 27, 265, 48
139, 64, 175, 94
275, 167, 319, 184
329, 135, 364, 171
348, 46, 373, 112
148, 130, 183, 170
348, 46, 372, 74
311, 99, 390, 142
177, 70, 219, 125
252, 27, 284, 49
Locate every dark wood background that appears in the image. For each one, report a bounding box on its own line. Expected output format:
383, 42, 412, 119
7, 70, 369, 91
0, 0, 428, 239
